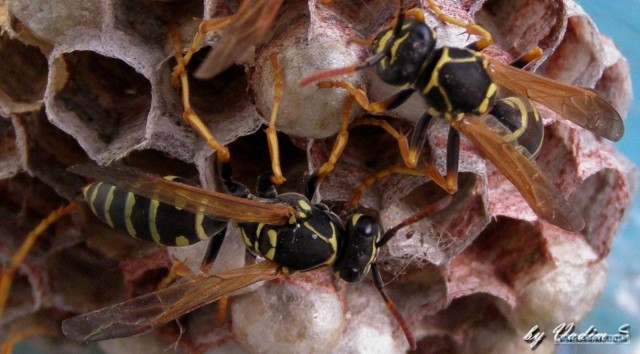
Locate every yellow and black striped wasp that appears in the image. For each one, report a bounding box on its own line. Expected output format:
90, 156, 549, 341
58, 159, 451, 349
301, 0, 624, 232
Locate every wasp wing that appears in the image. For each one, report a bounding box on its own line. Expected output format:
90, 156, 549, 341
62, 261, 281, 342
69, 165, 294, 225
487, 60, 624, 141
451, 115, 585, 232
194, 0, 284, 79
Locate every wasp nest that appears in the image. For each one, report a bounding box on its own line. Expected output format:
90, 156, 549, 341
0, 0, 635, 353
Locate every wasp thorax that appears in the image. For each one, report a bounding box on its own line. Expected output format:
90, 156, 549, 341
373, 19, 436, 86
333, 213, 382, 283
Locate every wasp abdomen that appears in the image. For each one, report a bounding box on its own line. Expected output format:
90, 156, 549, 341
487, 97, 544, 159
83, 178, 227, 246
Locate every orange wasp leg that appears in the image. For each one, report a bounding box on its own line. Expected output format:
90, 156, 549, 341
304, 95, 356, 198
169, 24, 231, 163
425, 0, 492, 51
348, 164, 455, 208
170, 17, 233, 86
265, 53, 286, 186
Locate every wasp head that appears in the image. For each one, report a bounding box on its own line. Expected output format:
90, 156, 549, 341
332, 212, 382, 282
372, 19, 436, 86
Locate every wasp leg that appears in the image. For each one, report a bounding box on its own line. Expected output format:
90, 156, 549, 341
257, 172, 278, 200
317, 80, 415, 114
170, 17, 233, 86
305, 95, 356, 200
347, 2, 415, 48
348, 116, 419, 170
299, 3, 405, 87
201, 227, 228, 269
169, 24, 231, 163
425, 0, 493, 51
348, 126, 460, 206
0, 202, 78, 318
509, 47, 544, 69
403, 112, 435, 168
216, 157, 250, 198
444, 127, 460, 193
347, 36, 374, 47
379, 116, 460, 193
348, 164, 449, 207
201, 229, 229, 325
215, 294, 230, 325
265, 53, 286, 186
156, 259, 197, 290
404, 7, 425, 22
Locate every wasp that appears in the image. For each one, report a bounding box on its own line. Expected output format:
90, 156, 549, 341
56, 158, 451, 350
300, 0, 624, 232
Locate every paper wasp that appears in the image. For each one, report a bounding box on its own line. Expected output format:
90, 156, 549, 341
55, 159, 451, 350
2, 9, 456, 351
301, 0, 624, 232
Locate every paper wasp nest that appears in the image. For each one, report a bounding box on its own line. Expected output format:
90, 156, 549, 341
0, 0, 635, 353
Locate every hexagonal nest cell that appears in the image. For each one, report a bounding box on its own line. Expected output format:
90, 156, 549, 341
0, 32, 48, 113
52, 51, 152, 144
0, 0, 636, 353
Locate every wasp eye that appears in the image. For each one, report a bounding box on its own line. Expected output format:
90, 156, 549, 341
355, 220, 374, 237
353, 215, 381, 238
316, 203, 329, 211
342, 267, 360, 282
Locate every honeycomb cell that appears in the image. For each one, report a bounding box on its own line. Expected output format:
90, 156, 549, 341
0, 0, 634, 352
7, 0, 104, 44
0, 173, 70, 323
539, 14, 604, 86
226, 127, 308, 193
12, 109, 87, 199
232, 272, 344, 354
111, 0, 170, 46
0, 116, 21, 180
0, 32, 48, 113
475, 0, 565, 56
162, 49, 261, 166
48, 50, 152, 163
251, 12, 367, 139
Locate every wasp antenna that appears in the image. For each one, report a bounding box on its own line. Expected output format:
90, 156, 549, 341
299, 50, 389, 87
300, 64, 358, 87
378, 195, 452, 247
371, 263, 417, 350
392, 0, 405, 38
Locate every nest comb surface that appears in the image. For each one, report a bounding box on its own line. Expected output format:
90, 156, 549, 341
0, 0, 636, 353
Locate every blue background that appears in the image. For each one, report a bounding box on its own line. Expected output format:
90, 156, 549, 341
563, 0, 640, 353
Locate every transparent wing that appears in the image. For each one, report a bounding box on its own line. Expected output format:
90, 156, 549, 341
62, 262, 281, 342
487, 60, 624, 141
69, 165, 295, 225
452, 115, 585, 232
194, 0, 284, 79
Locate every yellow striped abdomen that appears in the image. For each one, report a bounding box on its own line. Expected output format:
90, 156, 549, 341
83, 178, 227, 247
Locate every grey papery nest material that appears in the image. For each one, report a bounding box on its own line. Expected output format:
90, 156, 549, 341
0, 0, 635, 353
